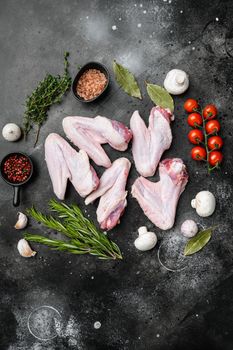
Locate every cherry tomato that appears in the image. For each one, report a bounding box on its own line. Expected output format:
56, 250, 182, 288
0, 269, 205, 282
188, 129, 204, 144
209, 151, 223, 166
187, 113, 202, 127
205, 119, 220, 134
184, 99, 199, 113
203, 104, 218, 120
191, 146, 207, 161
208, 136, 223, 150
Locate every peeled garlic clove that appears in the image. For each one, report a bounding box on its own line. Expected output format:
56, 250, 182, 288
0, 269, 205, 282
181, 219, 198, 238
14, 212, 28, 230
17, 239, 36, 258
164, 69, 189, 95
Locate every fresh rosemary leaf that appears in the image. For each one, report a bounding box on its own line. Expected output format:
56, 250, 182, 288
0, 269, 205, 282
113, 60, 142, 99
24, 200, 123, 260
184, 227, 216, 256
23, 52, 72, 147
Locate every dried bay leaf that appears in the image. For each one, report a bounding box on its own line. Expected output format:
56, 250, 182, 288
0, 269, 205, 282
113, 61, 142, 99
184, 227, 216, 256
146, 83, 174, 112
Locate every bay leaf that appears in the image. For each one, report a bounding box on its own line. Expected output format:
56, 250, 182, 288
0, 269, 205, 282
184, 227, 216, 256
146, 83, 174, 112
113, 61, 142, 99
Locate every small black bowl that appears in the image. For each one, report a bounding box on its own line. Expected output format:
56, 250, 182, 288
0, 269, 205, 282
72, 62, 110, 103
0, 152, 33, 207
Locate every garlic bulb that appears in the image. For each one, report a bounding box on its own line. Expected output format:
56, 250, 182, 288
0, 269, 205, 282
14, 212, 28, 230
2, 123, 21, 141
191, 191, 216, 217
134, 226, 157, 251
17, 239, 36, 258
164, 69, 189, 95
181, 220, 198, 238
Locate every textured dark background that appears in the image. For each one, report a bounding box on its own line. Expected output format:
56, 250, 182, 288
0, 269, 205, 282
0, 0, 233, 349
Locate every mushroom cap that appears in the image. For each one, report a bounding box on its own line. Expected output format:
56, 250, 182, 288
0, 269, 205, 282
164, 69, 189, 95
134, 232, 157, 251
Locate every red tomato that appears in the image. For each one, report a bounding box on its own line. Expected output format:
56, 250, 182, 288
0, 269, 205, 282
184, 99, 199, 113
203, 104, 218, 120
188, 129, 204, 144
205, 119, 220, 134
209, 151, 223, 166
191, 146, 207, 161
187, 113, 202, 127
208, 136, 223, 150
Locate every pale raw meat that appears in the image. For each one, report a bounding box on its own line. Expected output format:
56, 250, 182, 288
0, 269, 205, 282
62, 116, 132, 168
85, 158, 131, 230
132, 158, 188, 230
45, 133, 99, 199
130, 106, 174, 177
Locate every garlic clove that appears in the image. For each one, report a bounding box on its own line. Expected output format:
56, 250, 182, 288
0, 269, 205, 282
17, 239, 36, 258
2, 123, 21, 142
14, 212, 28, 230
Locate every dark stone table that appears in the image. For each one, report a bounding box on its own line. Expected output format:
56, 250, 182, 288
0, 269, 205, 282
0, 0, 233, 349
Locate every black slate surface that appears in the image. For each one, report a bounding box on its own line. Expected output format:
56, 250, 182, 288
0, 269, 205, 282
0, 0, 233, 349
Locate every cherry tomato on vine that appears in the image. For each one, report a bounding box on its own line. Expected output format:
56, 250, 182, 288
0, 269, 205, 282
187, 113, 202, 127
184, 99, 199, 113
188, 129, 204, 144
205, 119, 220, 134
208, 136, 223, 150
203, 104, 218, 120
209, 151, 223, 166
191, 146, 207, 161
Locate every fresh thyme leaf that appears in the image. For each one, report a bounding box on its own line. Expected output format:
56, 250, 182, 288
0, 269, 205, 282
146, 83, 174, 112
23, 52, 72, 147
184, 226, 216, 256
113, 60, 142, 99
24, 200, 123, 260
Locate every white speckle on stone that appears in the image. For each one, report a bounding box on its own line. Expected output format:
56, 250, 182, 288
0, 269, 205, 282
170, 30, 173, 33
138, 336, 141, 339
192, 46, 196, 50
140, 3, 143, 7
137, 23, 142, 28
136, 271, 140, 275
163, 0, 167, 2
149, 34, 153, 38
112, 25, 117, 31
86, 16, 89, 19
188, 40, 192, 44
196, 171, 199, 174
119, 17, 122, 21
91, 276, 94, 279
134, 3, 137, 6
94, 321, 101, 329
216, 17, 219, 21
156, 333, 160, 338
180, 10, 183, 13
225, 171, 228, 175
143, 10, 147, 14
196, 314, 199, 317
168, 0, 172, 3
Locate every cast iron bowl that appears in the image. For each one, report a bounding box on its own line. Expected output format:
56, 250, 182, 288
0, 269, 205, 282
0, 152, 33, 206
72, 62, 109, 103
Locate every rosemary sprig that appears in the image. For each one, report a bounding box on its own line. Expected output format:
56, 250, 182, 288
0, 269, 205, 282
24, 200, 123, 260
23, 52, 72, 147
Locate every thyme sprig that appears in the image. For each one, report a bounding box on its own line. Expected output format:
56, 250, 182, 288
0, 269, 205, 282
23, 52, 72, 147
24, 199, 123, 260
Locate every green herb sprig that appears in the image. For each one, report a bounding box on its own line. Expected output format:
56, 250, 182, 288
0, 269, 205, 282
24, 199, 122, 260
23, 52, 72, 147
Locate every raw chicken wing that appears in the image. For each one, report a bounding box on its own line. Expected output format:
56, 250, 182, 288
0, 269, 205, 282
63, 116, 132, 168
45, 133, 99, 199
130, 106, 174, 177
132, 158, 188, 230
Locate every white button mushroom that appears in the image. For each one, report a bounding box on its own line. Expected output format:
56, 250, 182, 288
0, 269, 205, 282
134, 226, 157, 251
181, 220, 198, 238
191, 191, 216, 217
164, 69, 189, 95
2, 123, 21, 141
